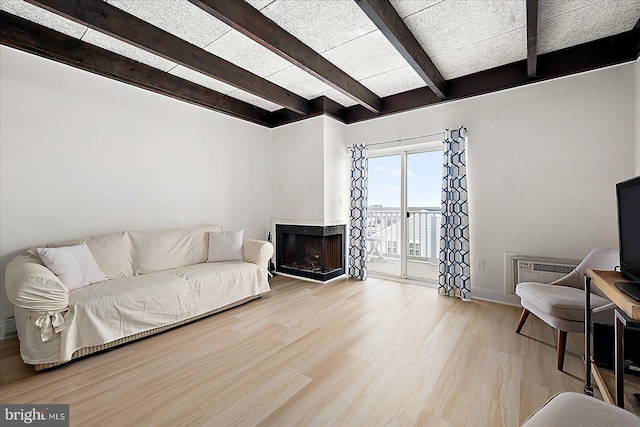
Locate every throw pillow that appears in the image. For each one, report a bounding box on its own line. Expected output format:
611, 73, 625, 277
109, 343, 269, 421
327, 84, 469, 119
37, 243, 107, 290
207, 230, 244, 262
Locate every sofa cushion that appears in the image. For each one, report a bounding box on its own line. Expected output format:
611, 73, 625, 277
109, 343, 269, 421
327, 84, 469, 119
516, 282, 610, 322
130, 225, 223, 275
37, 244, 107, 290
208, 229, 244, 262
28, 231, 134, 280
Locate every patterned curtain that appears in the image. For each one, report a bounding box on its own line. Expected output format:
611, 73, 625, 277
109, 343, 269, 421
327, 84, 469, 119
349, 144, 368, 280
439, 127, 470, 299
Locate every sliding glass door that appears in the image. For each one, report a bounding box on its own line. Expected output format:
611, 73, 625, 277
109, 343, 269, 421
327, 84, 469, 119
367, 149, 441, 283
406, 150, 442, 281
367, 154, 402, 277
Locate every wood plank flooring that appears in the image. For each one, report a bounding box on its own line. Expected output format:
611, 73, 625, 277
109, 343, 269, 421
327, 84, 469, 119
0, 275, 595, 426
368, 257, 439, 281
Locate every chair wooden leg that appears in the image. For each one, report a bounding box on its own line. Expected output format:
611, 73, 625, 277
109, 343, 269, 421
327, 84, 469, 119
516, 309, 530, 334
557, 330, 567, 371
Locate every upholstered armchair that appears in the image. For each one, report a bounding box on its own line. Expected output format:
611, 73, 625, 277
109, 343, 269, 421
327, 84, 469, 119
515, 248, 619, 371
522, 392, 639, 426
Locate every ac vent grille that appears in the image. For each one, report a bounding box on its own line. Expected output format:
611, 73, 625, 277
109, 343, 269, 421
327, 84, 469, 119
513, 258, 579, 293
531, 263, 575, 274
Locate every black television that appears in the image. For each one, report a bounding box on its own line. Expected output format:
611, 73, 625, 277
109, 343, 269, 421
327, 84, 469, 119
616, 175, 640, 301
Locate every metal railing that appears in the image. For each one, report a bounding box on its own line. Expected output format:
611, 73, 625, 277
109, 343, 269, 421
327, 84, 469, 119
366, 208, 441, 263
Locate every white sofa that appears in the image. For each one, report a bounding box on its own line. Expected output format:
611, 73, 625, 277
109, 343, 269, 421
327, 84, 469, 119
4, 225, 273, 370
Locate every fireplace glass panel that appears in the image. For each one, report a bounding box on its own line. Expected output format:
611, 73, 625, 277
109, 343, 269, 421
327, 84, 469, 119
281, 233, 342, 274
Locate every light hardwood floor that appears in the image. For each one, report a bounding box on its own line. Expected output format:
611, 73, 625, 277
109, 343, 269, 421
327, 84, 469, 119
367, 258, 439, 281
0, 275, 593, 426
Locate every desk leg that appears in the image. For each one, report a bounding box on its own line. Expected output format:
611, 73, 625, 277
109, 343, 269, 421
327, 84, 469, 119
615, 309, 625, 408
584, 274, 593, 396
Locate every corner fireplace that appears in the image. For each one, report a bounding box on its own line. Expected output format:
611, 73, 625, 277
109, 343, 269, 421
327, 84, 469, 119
276, 224, 346, 282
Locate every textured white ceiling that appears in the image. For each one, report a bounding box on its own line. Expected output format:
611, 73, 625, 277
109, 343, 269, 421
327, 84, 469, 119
225, 88, 282, 112
1, 0, 637, 114
168, 65, 237, 94
0, 0, 87, 38
538, 0, 601, 21
204, 28, 292, 78
360, 65, 427, 97
323, 30, 416, 81
82, 29, 177, 72
321, 88, 359, 107
252, 0, 378, 53
0, 0, 178, 71
265, 65, 333, 99
389, 0, 445, 19
245, 0, 274, 12
255, 0, 427, 98
402, 0, 526, 69
105, 0, 230, 49
538, 0, 640, 54
433, 27, 528, 79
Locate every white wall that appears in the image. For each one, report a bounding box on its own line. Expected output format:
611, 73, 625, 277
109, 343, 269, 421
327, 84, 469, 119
270, 115, 348, 226
0, 46, 272, 325
270, 116, 325, 223
323, 117, 348, 224
348, 63, 636, 303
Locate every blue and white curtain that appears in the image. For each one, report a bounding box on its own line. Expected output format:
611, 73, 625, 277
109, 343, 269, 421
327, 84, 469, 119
349, 144, 368, 280
439, 127, 470, 299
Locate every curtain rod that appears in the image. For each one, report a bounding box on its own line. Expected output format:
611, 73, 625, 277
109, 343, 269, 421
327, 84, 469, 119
347, 131, 443, 149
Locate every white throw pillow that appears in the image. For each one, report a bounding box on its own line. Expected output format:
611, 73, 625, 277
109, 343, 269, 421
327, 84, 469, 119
207, 230, 244, 262
37, 243, 107, 290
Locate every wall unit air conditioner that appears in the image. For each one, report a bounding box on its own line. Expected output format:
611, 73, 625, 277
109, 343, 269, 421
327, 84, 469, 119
513, 259, 578, 293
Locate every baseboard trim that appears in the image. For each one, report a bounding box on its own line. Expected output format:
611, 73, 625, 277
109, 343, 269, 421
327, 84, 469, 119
472, 288, 521, 307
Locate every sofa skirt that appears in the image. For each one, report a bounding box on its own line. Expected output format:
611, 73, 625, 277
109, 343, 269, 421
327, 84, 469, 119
34, 293, 265, 370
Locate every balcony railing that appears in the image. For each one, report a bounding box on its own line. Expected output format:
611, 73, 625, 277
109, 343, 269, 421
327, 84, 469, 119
367, 208, 441, 264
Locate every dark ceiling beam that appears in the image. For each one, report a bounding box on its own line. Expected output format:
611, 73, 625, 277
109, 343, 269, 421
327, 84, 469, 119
526, 0, 539, 78
2, 8, 637, 129
268, 96, 346, 128
188, 0, 382, 113
345, 28, 639, 124
25, 0, 311, 115
0, 11, 271, 126
355, 0, 447, 100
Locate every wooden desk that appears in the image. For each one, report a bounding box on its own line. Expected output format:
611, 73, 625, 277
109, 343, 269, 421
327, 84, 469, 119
585, 269, 640, 410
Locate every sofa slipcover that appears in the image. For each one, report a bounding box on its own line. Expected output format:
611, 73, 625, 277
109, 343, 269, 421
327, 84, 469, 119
5, 225, 272, 369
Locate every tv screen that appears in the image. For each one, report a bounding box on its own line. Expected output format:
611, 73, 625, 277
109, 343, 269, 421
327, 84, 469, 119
617, 175, 640, 284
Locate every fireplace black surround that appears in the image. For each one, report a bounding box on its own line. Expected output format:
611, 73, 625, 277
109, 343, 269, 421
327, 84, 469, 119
276, 224, 346, 282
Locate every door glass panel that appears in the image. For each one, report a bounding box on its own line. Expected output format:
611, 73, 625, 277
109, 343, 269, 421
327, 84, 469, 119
406, 151, 442, 281
367, 155, 401, 277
